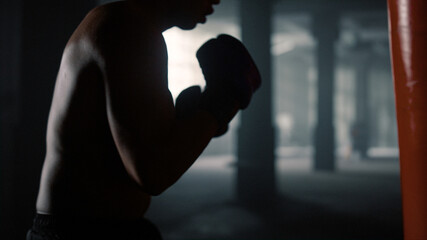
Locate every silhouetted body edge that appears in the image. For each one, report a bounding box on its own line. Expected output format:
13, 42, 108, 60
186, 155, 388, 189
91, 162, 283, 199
36, 2, 155, 220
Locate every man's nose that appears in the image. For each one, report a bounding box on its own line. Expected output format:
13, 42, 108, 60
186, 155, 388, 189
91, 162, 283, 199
212, 0, 220, 5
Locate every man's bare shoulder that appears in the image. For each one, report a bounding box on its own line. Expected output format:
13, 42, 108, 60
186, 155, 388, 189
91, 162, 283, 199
88, 3, 161, 47
67, 2, 158, 50
67, 2, 165, 72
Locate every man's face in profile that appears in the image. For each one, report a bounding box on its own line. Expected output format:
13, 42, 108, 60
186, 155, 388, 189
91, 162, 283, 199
170, 0, 220, 30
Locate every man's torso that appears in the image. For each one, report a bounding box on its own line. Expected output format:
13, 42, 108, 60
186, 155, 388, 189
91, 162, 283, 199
35, 2, 167, 219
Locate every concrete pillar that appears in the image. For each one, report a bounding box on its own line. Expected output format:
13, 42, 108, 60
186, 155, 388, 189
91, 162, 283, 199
312, 11, 339, 171
352, 42, 371, 159
0, 1, 96, 238
237, 0, 276, 204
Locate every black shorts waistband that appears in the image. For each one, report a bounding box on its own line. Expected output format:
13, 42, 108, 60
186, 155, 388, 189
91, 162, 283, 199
30, 213, 162, 239
32, 213, 152, 227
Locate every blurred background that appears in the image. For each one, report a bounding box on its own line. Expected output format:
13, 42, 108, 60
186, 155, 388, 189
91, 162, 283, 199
1, 0, 402, 239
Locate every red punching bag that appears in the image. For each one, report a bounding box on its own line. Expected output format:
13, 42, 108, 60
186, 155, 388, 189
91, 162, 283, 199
388, 0, 427, 238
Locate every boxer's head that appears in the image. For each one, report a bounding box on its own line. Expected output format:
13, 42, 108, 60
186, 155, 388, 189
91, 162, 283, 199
167, 0, 220, 30
128, 0, 220, 30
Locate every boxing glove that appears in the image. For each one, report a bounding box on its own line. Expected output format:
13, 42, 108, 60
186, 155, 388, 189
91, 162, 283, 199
175, 85, 230, 136
195, 34, 261, 136
196, 34, 261, 109
175, 86, 202, 120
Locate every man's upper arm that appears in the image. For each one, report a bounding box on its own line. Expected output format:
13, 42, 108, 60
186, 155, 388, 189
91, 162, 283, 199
95, 18, 219, 195
100, 30, 174, 188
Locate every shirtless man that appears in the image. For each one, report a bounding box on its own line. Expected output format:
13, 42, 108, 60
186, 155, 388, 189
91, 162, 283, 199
27, 0, 260, 239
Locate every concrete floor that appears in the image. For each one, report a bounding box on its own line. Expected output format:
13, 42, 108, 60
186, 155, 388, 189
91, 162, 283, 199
145, 155, 403, 240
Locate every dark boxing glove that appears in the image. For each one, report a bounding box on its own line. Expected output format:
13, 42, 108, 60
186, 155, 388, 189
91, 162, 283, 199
175, 86, 202, 120
196, 34, 261, 136
175, 85, 230, 136
196, 34, 261, 109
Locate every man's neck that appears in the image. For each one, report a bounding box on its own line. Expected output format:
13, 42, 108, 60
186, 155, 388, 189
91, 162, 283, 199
126, 0, 175, 32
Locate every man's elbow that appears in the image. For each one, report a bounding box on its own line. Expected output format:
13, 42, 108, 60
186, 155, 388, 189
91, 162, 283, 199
143, 182, 168, 196
125, 157, 176, 196
134, 173, 171, 196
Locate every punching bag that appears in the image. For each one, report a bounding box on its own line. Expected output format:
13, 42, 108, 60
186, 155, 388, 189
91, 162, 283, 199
388, 0, 427, 238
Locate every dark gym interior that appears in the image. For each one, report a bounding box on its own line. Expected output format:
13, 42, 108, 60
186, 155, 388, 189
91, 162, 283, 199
1, 0, 402, 239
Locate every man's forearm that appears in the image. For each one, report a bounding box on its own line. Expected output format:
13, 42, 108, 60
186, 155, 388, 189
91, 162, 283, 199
135, 109, 219, 195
